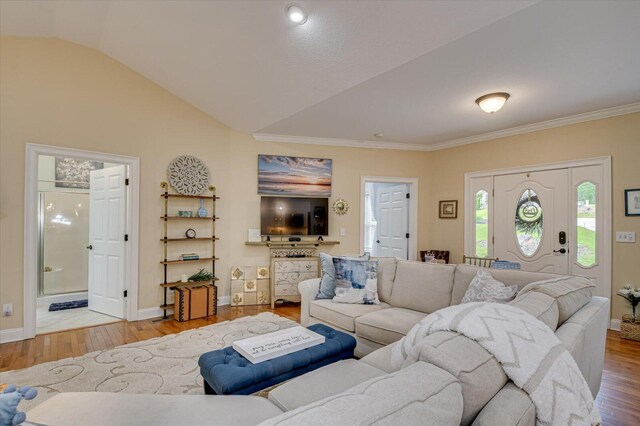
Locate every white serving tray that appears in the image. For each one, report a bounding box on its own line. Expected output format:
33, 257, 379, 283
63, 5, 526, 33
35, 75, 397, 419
232, 326, 326, 364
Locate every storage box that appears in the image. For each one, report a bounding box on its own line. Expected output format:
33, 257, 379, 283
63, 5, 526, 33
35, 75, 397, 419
174, 284, 217, 322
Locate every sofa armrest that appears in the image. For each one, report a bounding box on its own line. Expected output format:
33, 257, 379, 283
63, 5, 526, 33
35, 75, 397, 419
298, 278, 321, 326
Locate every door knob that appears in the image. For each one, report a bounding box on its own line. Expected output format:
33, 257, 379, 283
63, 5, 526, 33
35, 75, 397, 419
376, 240, 380, 244
86, 245, 93, 250
553, 248, 566, 254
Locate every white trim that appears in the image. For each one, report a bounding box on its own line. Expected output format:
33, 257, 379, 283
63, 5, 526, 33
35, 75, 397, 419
0, 328, 25, 344
218, 295, 230, 306
464, 157, 612, 305
137, 307, 165, 321
610, 319, 621, 331
253, 133, 430, 151
359, 176, 419, 261
24, 143, 140, 340
254, 103, 640, 152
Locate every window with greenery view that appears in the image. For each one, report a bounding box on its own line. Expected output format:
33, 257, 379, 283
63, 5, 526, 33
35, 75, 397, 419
475, 190, 488, 257
576, 182, 596, 267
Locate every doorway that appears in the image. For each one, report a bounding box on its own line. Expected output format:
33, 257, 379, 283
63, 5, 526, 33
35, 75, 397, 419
464, 157, 611, 301
361, 177, 418, 260
24, 144, 140, 339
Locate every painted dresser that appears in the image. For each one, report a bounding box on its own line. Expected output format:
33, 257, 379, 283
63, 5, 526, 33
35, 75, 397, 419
270, 257, 319, 308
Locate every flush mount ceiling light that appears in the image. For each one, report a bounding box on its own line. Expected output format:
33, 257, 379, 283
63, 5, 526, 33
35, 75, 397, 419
475, 92, 510, 114
286, 3, 308, 24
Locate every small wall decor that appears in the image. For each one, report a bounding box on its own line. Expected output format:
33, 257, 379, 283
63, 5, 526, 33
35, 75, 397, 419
258, 155, 332, 196
167, 155, 210, 195
55, 157, 104, 189
625, 189, 640, 216
439, 200, 458, 219
332, 199, 349, 215
230, 266, 270, 306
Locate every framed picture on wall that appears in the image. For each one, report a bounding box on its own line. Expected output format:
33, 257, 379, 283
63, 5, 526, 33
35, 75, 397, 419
625, 189, 640, 216
439, 200, 458, 219
258, 155, 332, 196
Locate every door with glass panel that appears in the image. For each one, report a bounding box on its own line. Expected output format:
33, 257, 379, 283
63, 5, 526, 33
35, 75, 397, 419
493, 169, 569, 273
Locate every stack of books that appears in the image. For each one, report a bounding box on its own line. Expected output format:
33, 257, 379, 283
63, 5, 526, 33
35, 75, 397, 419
180, 253, 200, 261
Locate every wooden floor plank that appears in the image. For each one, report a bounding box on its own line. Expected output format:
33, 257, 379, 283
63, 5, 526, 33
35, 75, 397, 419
0, 305, 638, 425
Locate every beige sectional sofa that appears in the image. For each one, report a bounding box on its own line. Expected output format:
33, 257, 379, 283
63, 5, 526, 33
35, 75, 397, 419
26, 258, 609, 426
299, 258, 609, 396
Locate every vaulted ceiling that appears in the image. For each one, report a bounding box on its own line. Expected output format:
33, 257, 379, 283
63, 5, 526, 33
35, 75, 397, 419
2, 0, 639, 150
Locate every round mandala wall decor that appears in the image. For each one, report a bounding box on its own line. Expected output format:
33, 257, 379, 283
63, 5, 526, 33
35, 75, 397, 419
167, 155, 210, 195
332, 199, 349, 216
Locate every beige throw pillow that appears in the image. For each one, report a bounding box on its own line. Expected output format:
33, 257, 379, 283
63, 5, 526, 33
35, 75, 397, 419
462, 269, 518, 304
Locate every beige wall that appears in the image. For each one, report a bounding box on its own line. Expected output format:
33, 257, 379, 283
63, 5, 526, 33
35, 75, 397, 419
1, 37, 638, 333
0, 37, 430, 330
427, 113, 640, 320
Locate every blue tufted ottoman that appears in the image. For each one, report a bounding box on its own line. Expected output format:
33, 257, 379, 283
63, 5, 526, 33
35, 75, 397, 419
198, 323, 356, 395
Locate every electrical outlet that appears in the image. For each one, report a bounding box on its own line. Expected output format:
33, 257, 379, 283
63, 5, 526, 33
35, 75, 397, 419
615, 231, 636, 243
2, 304, 12, 316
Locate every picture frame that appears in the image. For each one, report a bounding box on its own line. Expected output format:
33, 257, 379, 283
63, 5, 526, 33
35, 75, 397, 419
258, 154, 332, 196
624, 189, 640, 216
439, 200, 458, 219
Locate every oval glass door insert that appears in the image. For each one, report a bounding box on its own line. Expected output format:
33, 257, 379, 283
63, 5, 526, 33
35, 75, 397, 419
515, 188, 543, 257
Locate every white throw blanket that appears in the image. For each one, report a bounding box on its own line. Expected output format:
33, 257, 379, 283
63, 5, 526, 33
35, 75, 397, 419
392, 302, 600, 426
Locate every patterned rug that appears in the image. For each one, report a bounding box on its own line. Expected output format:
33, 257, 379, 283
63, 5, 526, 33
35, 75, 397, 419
0, 312, 296, 410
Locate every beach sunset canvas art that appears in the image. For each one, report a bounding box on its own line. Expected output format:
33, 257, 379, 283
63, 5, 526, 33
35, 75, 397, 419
258, 155, 332, 196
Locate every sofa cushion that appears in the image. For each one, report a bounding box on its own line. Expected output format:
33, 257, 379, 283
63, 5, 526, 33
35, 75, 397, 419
258, 362, 463, 426
371, 256, 398, 303
410, 331, 508, 426
332, 258, 380, 304
389, 262, 456, 314
509, 291, 560, 331
268, 359, 386, 411
27, 393, 284, 426
451, 265, 562, 306
355, 307, 426, 346
518, 276, 595, 325
360, 341, 401, 373
309, 299, 389, 332
316, 253, 369, 299
461, 269, 518, 304
471, 383, 535, 426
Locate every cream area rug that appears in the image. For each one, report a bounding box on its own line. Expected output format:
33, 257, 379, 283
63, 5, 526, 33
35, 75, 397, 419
0, 313, 296, 410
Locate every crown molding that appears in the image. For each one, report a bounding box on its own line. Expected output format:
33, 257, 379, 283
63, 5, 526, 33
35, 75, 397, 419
253, 102, 640, 152
426, 102, 640, 151
252, 133, 431, 151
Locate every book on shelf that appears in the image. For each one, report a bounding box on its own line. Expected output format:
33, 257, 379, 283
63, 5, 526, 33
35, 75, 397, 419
180, 253, 200, 261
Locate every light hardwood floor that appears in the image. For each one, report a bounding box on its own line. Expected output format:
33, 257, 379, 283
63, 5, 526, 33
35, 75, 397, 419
1, 305, 638, 425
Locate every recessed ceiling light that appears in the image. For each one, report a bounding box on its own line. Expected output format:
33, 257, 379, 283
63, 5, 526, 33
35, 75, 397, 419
286, 3, 307, 25
475, 92, 510, 114
373, 133, 384, 138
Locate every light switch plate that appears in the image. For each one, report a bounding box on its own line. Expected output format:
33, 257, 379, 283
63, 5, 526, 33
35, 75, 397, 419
340, 228, 346, 237
615, 231, 636, 243
2, 304, 12, 316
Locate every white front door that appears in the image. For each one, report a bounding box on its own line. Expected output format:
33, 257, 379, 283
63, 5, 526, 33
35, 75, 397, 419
88, 165, 126, 318
375, 184, 409, 259
494, 169, 569, 274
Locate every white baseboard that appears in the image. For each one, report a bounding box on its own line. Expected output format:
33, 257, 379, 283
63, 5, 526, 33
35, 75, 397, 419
0, 328, 25, 343
610, 318, 621, 331
137, 307, 166, 321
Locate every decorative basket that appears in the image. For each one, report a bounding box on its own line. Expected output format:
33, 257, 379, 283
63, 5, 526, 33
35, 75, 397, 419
620, 315, 640, 342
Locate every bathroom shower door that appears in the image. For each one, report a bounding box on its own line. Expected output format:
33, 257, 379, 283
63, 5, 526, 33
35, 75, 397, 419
88, 165, 127, 318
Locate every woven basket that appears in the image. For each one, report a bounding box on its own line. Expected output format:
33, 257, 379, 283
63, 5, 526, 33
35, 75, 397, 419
620, 315, 640, 342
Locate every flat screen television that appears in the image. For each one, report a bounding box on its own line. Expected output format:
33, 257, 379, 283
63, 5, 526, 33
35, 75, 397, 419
260, 196, 328, 236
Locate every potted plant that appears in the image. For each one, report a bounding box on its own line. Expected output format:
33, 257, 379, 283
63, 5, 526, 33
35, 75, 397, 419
617, 284, 640, 341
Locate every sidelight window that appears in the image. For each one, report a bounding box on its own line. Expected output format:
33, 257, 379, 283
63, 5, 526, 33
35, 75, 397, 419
576, 182, 596, 267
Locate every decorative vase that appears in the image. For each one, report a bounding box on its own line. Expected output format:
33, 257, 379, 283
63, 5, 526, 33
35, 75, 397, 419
197, 199, 207, 218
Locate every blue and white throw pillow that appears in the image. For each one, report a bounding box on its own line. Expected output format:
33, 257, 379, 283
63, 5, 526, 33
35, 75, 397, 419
315, 252, 369, 300
332, 258, 379, 305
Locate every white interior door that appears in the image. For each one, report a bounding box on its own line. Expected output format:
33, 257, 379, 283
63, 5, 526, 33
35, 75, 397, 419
88, 165, 126, 318
375, 184, 409, 259
494, 169, 569, 274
